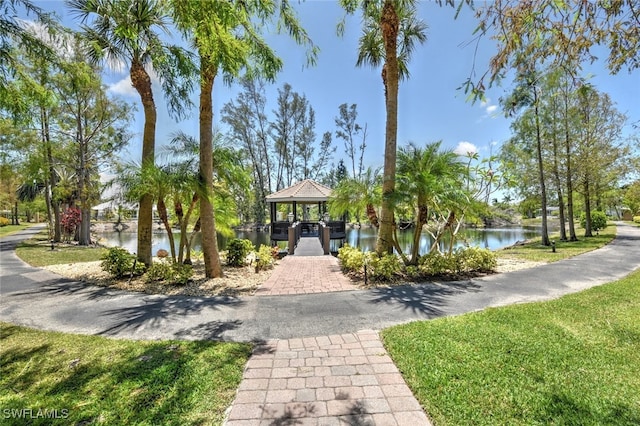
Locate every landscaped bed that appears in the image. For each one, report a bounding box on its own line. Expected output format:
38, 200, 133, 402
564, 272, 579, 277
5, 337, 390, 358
13, 225, 619, 297
382, 267, 640, 425
0, 323, 251, 426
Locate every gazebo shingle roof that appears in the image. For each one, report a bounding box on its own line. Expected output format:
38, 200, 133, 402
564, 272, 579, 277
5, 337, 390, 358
265, 179, 332, 203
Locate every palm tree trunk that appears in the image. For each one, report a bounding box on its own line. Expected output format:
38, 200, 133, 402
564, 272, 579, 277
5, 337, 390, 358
410, 204, 428, 265
376, 0, 400, 256
186, 217, 201, 265
157, 197, 176, 261
131, 59, 156, 267
366, 203, 379, 227
200, 67, 223, 278
178, 194, 198, 264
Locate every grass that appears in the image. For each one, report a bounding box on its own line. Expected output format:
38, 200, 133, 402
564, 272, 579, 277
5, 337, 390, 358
382, 268, 640, 426
15, 232, 107, 267
497, 224, 617, 263
0, 223, 37, 237
0, 323, 251, 425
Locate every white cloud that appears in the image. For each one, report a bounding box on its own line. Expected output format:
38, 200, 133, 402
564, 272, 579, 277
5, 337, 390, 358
486, 104, 498, 114
108, 77, 137, 97
454, 141, 478, 156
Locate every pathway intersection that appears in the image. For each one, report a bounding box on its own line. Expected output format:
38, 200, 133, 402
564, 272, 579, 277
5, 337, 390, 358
1, 224, 639, 425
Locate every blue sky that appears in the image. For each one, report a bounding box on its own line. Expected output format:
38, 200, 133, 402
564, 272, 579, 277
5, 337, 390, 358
42, 1, 639, 172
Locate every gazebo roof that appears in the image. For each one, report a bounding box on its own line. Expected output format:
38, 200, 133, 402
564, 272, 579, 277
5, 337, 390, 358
266, 179, 332, 203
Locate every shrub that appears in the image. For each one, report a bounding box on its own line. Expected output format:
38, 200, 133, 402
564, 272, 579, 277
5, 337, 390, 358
580, 211, 608, 232
366, 252, 402, 281
146, 261, 193, 285
255, 245, 275, 271
419, 247, 497, 276
226, 239, 254, 267
61, 207, 82, 240
633, 216, 640, 224
0, 217, 9, 226
337, 244, 365, 273
419, 251, 456, 276
101, 247, 145, 278
456, 247, 497, 273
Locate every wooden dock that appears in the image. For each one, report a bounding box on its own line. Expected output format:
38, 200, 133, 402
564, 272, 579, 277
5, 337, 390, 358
293, 237, 324, 256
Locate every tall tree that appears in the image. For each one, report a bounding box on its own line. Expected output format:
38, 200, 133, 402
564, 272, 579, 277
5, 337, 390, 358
396, 141, 465, 264
53, 39, 131, 245
0, 0, 58, 107
340, 0, 427, 255
221, 77, 272, 223
69, 0, 195, 266
574, 85, 629, 237
172, 0, 316, 278
472, 0, 640, 100
335, 103, 367, 180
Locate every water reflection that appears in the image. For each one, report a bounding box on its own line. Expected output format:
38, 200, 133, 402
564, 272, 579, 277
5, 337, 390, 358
97, 226, 539, 255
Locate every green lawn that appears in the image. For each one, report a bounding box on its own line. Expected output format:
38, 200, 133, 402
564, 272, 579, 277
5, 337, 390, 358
15, 232, 107, 266
0, 223, 38, 237
0, 323, 251, 425
382, 268, 640, 425
497, 225, 617, 263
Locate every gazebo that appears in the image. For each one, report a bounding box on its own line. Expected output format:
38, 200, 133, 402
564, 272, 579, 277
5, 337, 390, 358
266, 179, 346, 253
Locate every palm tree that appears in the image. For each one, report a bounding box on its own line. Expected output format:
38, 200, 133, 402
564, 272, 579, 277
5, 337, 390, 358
68, 0, 195, 266
329, 167, 382, 228
171, 0, 316, 278
341, 0, 427, 255
166, 131, 251, 265
396, 142, 465, 264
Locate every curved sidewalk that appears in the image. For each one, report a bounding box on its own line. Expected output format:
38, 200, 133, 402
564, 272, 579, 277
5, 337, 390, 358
1, 223, 639, 342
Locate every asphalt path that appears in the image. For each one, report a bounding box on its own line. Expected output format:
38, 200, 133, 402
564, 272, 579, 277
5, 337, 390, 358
1, 223, 639, 342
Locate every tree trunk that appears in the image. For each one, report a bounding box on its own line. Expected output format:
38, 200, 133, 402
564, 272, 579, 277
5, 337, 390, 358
564, 102, 578, 241
185, 217, 201, 265
200, 66, 223, 278
130, 59, 156, 267
376, 0, 400, 256
365, 203, 379, 227
410, 204, 428, 265
533, 88, 550, 246
177, 194, 199, 263
551, 132, 567, 241
583, 179, 593, 237
79, 208, 92, 245
13, 201, 19, 225
157, 197, 176, 262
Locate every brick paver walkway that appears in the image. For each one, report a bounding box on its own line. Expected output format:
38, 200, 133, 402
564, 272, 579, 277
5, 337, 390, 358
224, 330, 431, 425
256, 256, 356, 296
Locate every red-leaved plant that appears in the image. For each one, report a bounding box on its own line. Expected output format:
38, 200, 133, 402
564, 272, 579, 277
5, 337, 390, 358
61, 207, 82, 241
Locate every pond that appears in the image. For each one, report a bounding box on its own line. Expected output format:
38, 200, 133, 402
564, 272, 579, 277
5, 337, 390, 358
97, 226, 540, 255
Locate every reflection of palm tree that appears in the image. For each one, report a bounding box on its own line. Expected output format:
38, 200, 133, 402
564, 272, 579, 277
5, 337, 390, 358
70, 0, 194, 266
